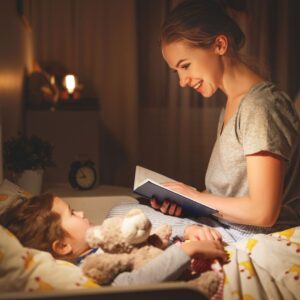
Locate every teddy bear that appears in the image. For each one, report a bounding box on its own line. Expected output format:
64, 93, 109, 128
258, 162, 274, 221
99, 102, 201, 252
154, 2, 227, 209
81, 208, 221, 298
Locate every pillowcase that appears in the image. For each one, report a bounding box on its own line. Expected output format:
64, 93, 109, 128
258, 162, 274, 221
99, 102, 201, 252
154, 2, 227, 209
0, 225, 100, 293
0, 179, 31, 215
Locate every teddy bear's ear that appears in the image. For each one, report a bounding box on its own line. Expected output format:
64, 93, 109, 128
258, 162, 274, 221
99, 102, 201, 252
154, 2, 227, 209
85, 226, 104, 248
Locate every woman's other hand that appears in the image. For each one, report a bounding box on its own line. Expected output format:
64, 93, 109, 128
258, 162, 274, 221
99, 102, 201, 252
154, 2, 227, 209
150, 181, 199, 216
184, 224, 222, 241
150, 198, 183, 216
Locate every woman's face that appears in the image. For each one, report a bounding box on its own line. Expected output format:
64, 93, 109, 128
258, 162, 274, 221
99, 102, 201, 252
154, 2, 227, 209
162, 40, 224, 98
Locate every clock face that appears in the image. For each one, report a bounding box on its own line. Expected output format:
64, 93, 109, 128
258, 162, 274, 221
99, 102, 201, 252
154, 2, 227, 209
69, 161, 97, 190
75, 166, 96, 190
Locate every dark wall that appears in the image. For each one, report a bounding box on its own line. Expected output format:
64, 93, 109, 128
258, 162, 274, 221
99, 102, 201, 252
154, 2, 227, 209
0, 0, 30, 140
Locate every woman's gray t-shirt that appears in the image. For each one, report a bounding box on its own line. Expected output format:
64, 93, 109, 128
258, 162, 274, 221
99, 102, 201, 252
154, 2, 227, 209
205, 81, 300, 230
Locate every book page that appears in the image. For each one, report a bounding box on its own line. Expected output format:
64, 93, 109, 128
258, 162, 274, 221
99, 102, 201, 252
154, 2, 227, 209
134, 165, 176, 190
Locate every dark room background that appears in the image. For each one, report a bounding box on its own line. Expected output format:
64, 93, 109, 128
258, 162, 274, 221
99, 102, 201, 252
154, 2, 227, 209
0, 0, 300, 190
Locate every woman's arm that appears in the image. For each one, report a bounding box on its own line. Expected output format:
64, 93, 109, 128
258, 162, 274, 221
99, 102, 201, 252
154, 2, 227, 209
152, 152, 285, 227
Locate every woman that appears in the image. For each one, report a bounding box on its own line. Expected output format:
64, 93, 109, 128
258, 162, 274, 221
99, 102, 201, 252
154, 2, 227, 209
149, 0, 300, 242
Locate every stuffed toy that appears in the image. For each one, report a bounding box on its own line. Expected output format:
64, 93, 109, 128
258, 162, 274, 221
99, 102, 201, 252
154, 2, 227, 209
81, 208, 221, 298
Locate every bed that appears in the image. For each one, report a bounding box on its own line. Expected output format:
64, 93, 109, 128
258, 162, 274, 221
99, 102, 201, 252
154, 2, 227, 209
0, 184, 209, 300
0, 123, 208, 299
1, 128, 300, 300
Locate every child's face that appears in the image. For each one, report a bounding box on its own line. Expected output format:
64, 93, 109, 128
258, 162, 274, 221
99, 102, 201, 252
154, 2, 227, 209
52, 196, 93, 257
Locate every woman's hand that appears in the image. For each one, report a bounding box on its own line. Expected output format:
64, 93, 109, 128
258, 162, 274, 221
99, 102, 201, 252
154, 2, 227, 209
184, 224, 222, 241
150, 198, 183, 216
163, 181, 199, 198
181, 240, 227, 262
150, 181, 199, 217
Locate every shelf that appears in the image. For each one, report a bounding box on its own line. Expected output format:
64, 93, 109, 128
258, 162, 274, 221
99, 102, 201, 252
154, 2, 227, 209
26, 97, 99, 111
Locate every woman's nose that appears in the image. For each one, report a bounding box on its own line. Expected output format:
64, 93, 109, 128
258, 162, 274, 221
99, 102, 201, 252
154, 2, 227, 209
179, 74, 190, 87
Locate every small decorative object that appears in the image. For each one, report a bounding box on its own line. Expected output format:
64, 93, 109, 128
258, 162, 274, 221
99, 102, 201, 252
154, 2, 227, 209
68, 160, 97, 190
27, 62, 59, 108
4, 134, 55, 195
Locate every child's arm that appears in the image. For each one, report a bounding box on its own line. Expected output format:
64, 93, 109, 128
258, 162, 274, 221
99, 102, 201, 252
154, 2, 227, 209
180, 240, 227, 261
112, 244, 190, 286
112, 240, 226, 286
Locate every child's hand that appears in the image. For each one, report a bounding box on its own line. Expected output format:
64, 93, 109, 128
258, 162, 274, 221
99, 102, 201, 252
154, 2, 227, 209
184, 224, 222, 241
181, 240, 227, 263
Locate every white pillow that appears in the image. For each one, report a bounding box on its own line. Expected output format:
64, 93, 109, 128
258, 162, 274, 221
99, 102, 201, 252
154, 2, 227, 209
0, 179, 31, 215
0, 225, 100, 293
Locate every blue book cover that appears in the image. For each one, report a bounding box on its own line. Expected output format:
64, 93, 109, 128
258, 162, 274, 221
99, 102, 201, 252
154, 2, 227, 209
133, 166, 218, 217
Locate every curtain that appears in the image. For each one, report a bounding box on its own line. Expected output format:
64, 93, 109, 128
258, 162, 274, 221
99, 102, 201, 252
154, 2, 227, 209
245, 0, 300, 99
24, 0, 138, 186
136, 0, 224, 189
137, 0, 300, 190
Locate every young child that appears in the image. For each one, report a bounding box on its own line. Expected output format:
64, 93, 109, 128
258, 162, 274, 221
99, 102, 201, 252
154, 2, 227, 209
0, 193, 227, 286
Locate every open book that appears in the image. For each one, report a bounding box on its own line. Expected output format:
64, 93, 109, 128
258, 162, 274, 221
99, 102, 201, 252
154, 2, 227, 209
133, 165, 218, 217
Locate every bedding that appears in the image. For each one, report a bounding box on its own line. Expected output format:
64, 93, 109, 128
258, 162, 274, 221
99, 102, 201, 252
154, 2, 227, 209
1, 208, 300, 299
2, 222, 299, 299
0, 178, 299, 299
0, 225, 100, 293
109, 203, 300, 299
220, 226, 300, 299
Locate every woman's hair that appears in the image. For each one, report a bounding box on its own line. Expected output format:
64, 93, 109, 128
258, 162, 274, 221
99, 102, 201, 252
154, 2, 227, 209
160, 0, 245, 56
0, 193, 68, 258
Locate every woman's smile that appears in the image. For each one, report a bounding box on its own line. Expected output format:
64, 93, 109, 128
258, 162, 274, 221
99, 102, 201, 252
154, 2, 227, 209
193, 80, 203, 92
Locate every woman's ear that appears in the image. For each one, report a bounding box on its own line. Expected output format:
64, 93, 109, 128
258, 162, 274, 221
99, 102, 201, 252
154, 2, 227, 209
214, 35, 228, 55
52, 239, 72, 256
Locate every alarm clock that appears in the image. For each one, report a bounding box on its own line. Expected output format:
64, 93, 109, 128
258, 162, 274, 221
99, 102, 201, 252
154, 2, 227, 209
68, 160, 97, 190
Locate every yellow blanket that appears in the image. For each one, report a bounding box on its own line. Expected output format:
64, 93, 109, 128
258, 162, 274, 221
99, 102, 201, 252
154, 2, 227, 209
219, 227, 300, 300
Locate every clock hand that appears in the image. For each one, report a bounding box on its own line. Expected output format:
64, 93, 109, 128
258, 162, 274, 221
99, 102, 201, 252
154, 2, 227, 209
79, 169, 86, 178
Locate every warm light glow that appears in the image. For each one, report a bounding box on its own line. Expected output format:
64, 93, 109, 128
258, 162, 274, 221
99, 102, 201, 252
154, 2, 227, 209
64, 74, 76, 94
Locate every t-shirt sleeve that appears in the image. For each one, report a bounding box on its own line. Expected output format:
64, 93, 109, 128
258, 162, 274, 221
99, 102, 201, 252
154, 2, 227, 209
111, 244, 190, 286
237, 95, 299, 161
